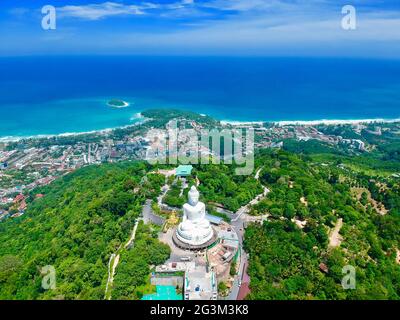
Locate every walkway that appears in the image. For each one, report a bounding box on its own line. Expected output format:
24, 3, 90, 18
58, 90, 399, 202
142, 199, 165, 226
104, 218, 140, 300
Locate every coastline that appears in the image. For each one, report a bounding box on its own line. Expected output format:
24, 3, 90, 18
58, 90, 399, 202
274, 118, 400, 126
221, 117, 400, 127
1, 113, 399, 143
0, 113, 148, 143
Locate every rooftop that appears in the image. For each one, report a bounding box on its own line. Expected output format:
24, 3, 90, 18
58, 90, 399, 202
175, 165, 193, 177
141, 285, 182, 300
218, 229, 239, 249
184, 265, 217, 300
206, 214, 223, 225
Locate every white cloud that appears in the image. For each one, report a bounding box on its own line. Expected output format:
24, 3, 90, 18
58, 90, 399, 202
199, 0, 279, 12
105, 8, 400, 57
57, 2, 147, 20
2, 0, 400, 57
57, 1, 197, 20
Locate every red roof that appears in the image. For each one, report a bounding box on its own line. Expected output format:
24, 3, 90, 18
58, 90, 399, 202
238, 262, 251, 300
18, 201, 27, 211
237, 283, 251, 300
319, 263, 329, 274
14, 194, 25, 203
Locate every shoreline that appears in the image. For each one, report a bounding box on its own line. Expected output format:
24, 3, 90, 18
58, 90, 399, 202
274, 118, 400, 126
0, 113, 147, 143
1, 115, 399, 143
220, 117, 400, 126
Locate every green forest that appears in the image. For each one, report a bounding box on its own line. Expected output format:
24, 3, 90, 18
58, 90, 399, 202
112, 222, 170, 300
195, 165, 263, 212
0, 162, 167, 299
245, 149, 400, 299
0, 143, 399, 300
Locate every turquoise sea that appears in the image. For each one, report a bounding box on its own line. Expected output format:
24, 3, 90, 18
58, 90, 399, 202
0, 56, 399, 138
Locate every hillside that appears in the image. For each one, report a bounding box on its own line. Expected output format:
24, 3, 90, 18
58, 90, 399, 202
0, 147, 399, 300
245, 149, 400, 299
0, 162, 166, 299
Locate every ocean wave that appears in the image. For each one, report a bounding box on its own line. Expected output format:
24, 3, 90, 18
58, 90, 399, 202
221, 117, 400, 126
130, 112, 144, 121
221, 120, 265, 126
1, 116, 399, 143
274, 118, 400, 126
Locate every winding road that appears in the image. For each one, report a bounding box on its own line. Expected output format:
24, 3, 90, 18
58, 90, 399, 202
225, 167, 269, 300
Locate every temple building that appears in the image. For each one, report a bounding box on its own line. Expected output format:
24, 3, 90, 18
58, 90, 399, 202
175, 165, 193, 178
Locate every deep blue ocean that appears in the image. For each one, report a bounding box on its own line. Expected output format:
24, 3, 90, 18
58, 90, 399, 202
0, 56, 399, 138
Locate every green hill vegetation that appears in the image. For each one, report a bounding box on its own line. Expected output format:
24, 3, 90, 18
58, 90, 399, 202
111, 222, 170, 300
195, 164, 263, 212
0, 162, 167, 299
245, 149, 400, 299
0, 143, 399, 300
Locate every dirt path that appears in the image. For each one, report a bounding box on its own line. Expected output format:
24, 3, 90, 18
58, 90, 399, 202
352, 187, 388, 216
255, 167, 263, 180
291, 218, 307, 229
109, 254, 120, 285
125, 220, 139, 249
396, 249, 400, 265
104, 253, 115, 299
329, 218, 343, 248
104, 219, 140, 300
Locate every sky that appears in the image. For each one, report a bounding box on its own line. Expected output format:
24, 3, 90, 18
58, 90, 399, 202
0, 0, 400, 57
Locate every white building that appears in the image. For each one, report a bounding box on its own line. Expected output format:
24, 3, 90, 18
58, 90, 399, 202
184, 265, 218, 300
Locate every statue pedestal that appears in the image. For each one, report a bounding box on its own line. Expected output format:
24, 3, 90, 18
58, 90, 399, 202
173, 227, 218, 251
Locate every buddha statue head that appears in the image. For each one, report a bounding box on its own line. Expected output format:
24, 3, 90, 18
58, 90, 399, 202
188, 185, 200, 206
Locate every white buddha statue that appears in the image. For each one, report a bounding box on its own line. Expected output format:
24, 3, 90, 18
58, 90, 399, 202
176, 186, 214, 246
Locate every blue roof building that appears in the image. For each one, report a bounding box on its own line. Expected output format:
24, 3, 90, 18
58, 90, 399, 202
205, 214, 223, 225
175, 165, 193, 177
141, 285, 182, 300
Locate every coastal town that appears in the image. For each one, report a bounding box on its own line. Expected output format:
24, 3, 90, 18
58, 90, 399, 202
1, 110, 399, 223
2, 0, 400, 307
0, 136, 148, 221
1, 110, 400, 301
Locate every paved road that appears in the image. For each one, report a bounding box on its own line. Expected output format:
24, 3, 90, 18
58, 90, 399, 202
231, 186, 270, 222
157, 184, 170, 206
225, 168, 269, 300
142, 199, 165, 226
159, 229, 198, 264
226, 216, 247, 300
